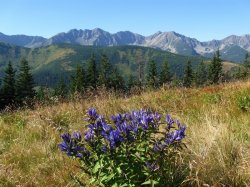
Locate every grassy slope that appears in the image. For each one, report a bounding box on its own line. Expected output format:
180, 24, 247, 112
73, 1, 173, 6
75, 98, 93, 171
0, 80, 250, 186
1, 43, 207, 86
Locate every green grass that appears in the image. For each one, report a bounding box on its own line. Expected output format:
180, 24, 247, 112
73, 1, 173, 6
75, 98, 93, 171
0, 80, 250, 186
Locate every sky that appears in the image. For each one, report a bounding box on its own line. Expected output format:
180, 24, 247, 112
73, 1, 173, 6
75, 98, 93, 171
0, 0, 249, 41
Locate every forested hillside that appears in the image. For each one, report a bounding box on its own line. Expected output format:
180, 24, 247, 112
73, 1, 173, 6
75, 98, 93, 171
0, 42, 207, 86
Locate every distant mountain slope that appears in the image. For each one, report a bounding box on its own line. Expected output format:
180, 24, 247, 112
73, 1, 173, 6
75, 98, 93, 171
0, 43, 206, 86
0, 29, 249, 62
0, 32, 46, 48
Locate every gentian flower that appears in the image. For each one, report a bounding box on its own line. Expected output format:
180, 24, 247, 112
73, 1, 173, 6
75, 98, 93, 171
153, 141, 166, 152
59, 132, 89, 158
166, 114, 174, 130
73, 132, 82, 142
87, 108, 99, 121
145, 161, 159, 171
85, 129, 95, 142
111, 113, 123, 124
108, 129, 123, 149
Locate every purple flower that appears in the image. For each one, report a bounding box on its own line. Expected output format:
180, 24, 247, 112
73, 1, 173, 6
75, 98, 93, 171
73, 132, 82, 141
59, 132, 89, 158
101, 145, 108, 153
166, 114, 174, 130
108, 129, 123, 149
153, 141, 166, 152
85, 129, 95, 142
87, 108, 99, 120
101, 122, 112, 132
153, 112, 161, 122
140, 114, 153, 130
176, 125, 186, 140
145, 161, 159, 171
58, 133, 72, 152
111, 113, 123, 124
165, 125, 186, 144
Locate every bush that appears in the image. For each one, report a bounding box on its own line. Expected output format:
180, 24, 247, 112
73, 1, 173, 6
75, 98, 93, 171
59, 108, 187, 186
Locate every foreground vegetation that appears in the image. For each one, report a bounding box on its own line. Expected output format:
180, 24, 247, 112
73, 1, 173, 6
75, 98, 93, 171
0, 79, 250, 186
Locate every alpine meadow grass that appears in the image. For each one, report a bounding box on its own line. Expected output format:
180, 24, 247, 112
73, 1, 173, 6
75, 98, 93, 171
0, 80, 250, 186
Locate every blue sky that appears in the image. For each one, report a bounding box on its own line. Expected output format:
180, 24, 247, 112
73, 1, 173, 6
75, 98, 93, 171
0, 0, 249, 41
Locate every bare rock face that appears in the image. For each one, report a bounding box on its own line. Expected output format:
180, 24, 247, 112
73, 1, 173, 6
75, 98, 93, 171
0, 28, 249, 61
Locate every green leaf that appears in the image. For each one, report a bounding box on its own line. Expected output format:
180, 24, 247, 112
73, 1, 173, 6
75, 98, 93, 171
111, 183, 119, 187
120, 183, 128, 187
116, 167, 122, 174
89, 177, 96, 184
141, 180, 159, 185
141, 180, 151, 185
92, 162, 101, 174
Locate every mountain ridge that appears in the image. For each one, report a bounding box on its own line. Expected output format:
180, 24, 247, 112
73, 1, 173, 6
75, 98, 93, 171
0, 28, 249, 62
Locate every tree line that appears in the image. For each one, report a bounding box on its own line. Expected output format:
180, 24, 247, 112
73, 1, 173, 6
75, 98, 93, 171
0, 59, 35, 110
0, 50, 249, 110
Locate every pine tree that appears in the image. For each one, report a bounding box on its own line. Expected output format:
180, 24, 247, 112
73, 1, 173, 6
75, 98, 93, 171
37, 86, 46, 102
136, 49, 145, 86
109, 67, 125, 91
55, 78, 67, 97
15, 58, 35, 104
0, 79, 3, 109
159, 60, 171, 86
244, 52, 250, 69
98, 54, 112, 88
146, 60, 158, 88
183, 60, 193, 87
208, 50, 223, 84
127, 74, 135, 91
71, 65, 85, 93
86, 54, 98, 88
194, 60, 207, 86
1, 61, 16, 107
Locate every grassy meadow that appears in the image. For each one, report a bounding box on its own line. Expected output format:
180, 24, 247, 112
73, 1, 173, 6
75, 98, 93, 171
0, 80, 250, 187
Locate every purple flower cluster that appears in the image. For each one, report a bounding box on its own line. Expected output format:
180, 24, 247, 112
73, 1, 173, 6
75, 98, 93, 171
153, 115, 186, 152
84, 108, 162, 150
59, 108, 186, 159
58, 132, 89, 158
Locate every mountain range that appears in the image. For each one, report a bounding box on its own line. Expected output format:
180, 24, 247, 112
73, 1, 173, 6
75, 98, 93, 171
0, 28, 249, 62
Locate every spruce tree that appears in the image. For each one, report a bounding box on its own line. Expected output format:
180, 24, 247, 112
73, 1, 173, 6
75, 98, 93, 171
127, 74, 135, 91
0, 80, 3, 109
159, 60, 171, 86
194, 60, 207, 86
15, 58, 35, 104
183, 60, 193, 87
86, 54, 98, 88
37, 86, 46, 102
244, 52, 250, 69
208, 50, 223, 84
146, 60, 158, 88
98, 54, 112, 88
1, 61, 16, 107
109, 67, 125, 91
71, 65, 85, 93
55, 78, 67, 97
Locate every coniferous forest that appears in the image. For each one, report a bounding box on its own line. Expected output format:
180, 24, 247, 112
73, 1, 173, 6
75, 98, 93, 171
0, 49, 249, 110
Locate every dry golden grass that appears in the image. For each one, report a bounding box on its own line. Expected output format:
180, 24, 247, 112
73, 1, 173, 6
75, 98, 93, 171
0, 80, 250, 186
